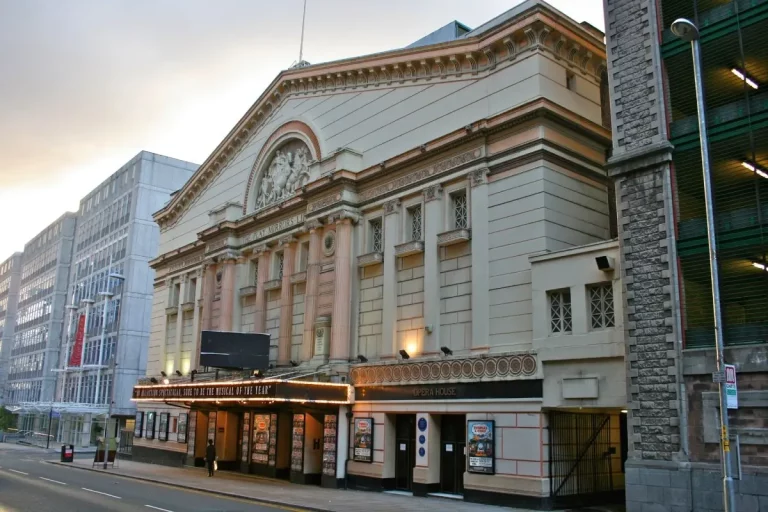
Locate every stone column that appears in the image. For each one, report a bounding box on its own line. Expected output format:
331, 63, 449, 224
192, 267, 203, 369
201, 262, 216, 332
330, 216, 354, 363
253, 248, 270, 333
302, 221, 324, 362
382, 199, 400, 357
277, 238, 296, 366
218, 253, 238, 332
232, 257, 246, 332
422, 185, 443, 356
469, 168, 489, 349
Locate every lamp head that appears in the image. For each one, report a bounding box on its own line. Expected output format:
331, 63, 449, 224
398, 349, 410, 360
671, 18, 699, 42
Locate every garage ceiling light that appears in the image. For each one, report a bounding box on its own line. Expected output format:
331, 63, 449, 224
742, 161, 768, 179
731, 68, 759, 89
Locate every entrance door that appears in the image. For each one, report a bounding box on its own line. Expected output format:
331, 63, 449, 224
394, 415, 416, 492
440, 415, 466, 495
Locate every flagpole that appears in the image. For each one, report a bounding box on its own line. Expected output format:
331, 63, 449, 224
298, 0, 307, 63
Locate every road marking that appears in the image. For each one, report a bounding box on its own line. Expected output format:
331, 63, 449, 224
9, 469, 28, 475
145, 506, 174, 512
40, 477, 67, 485
82, 488, 122, 499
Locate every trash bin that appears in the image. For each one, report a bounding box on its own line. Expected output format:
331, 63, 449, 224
60, 444, 74, 463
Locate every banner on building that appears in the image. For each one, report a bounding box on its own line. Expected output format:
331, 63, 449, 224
467, 420, 495, 474
353, 417, 374, 463
251, 414, 270, 464
68, 315, 86, 367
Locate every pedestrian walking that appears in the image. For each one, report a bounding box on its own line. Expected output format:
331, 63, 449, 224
205, 439, 216, 477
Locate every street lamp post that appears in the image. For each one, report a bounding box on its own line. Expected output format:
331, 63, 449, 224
671, 18, 736, 512
103, 270, 125, 470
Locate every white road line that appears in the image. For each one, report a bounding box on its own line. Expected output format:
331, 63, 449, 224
40, 477, 67, 485
145, 506, 174, 512
8, 469, 28, 475
82, 488, 122, 499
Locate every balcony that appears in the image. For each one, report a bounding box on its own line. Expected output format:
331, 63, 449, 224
437, 228, 471, 247
357, 252, 383, 267
181, 301, 195, 312
239, 285, 257, 297
395, 241, 424, 258
263, 279, 282, 291
290, 271, 307, 284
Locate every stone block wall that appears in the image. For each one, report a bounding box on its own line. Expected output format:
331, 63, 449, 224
241, 295, 255, 332
397, 253, 424, 352
266, 290, 280, 363
358, 264, 383, 358
439, 242, 472, 351
291, 284, 305, 362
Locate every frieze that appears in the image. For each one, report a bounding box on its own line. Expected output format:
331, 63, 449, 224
240, 214, 305, 246
206, 238, 228, 253
358, 148, 483, 203
349, 353, 539, 387
307, 193, 342, 213
168, 254, 204, 273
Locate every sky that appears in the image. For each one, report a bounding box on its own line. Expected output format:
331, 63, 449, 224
0, 0, 604, 262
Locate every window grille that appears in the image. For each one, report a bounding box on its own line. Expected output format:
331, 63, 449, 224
452, 192, 468, 229
409, 206, 422, 241
589, 284, 615, 329
370, 218, 383, 253
277, 253, 284, 280
549, 290, 572, 334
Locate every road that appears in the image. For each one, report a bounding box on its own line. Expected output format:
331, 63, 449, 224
0, 445, 307, 512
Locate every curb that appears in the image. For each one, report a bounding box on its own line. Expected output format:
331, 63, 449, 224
46, 461, 333, 512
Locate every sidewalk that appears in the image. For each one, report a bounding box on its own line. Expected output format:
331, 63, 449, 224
49, 456, 557, 512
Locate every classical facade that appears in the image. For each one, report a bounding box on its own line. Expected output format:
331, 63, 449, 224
133, 1, 625, 508
0, 252, 23, 403
603, 0, 768, 510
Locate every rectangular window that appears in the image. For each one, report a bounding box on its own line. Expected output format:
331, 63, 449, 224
299, 241, 310, 272
369, 218, 383, 253
408, 205, 422, 241
250, 260, 259, 287
451, 191, 468, 229
187, 278, 197, 303
276, 252, 284, 280
589, 283, 615, 329
171, 282, 181, 307
549, 289, 572, 334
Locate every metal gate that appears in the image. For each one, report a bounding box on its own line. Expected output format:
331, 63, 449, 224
548, 411, 623, 508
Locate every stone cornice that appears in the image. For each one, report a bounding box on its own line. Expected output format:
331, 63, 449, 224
153, 5, 606, 231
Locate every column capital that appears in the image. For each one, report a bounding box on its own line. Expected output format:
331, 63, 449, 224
304, 218, 324, 233
468, 167, 490, 187
279, 236, 298, 247
383, 199, 401, 215
220, 250, 240, 263
423, 184, 443, 202
326, 207, 362, 225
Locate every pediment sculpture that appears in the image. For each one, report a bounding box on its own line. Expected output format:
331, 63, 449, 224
255, 140, 312, 210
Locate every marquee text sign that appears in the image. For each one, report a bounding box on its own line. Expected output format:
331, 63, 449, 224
133, 380, 349, 403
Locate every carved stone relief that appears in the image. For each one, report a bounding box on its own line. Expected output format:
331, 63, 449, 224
254, 139, 312, 211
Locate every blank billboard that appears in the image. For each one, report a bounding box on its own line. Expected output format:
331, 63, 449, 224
199, 331, 270, 370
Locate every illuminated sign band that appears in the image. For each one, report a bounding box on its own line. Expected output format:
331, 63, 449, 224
132, 380, 351, 404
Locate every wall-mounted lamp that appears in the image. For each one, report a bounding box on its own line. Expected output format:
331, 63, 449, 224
357, 354, 368, 363
399, 349, 410, 360
440, 346, 453, 356
290, 360, 298, 367
175, 370, 182, 377
742, 161, 768, 179
160, 371, 167, 378
752, 261, 767, 271
190, 369, 197, 382
162, 378, 170, 385
251, 369, 263, 379
595, 255, 615, 272
731, 68, 759, 89
424, 324, 433, 334
150, 377, 158, 384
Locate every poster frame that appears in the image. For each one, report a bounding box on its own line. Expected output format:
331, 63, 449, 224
467, 419, 495, 475
134, 411, 144, 438
177, 412, 188, 443
352, 417, 374, 463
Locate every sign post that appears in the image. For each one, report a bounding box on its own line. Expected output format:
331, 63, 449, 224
725, 364, 738, 409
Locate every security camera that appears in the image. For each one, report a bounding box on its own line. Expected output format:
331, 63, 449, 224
595, 256, 615, 272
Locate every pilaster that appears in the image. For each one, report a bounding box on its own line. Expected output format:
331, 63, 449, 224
173, 276, 187, 373
382, 199, 400, 358
253, 246, 270, 333
218, 251, 239, 332
278, 238, 296, 366
469, 168, 489, 349
330, 217, 354, 363
302, 220, 323, 363
191, 267, 203, 370
201, 262, 216, 333
422, 184, 442, 356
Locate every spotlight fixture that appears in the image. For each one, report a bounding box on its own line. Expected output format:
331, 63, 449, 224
399, 349, 410, 360
160, 371, 167, 378
357, 354, 368, 363
440, 346, 453, 356
742, 161, 768, 179
731, 68, 759, 90
150, 377, 158, 384
752, 261, 767, 271
175, 370, 182, 377
162, 378, 170, 385
595, 255, 616, 271
290, 360, 298, 367
251, 369, 263, 379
